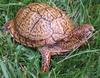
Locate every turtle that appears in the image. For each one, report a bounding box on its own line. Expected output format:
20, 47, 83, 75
3, 3, 94, 72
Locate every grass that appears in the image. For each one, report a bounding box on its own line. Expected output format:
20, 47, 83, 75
0, 0, 100, 78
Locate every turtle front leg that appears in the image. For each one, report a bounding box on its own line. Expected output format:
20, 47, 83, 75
39, 47, 51, 72
38, 45, 70, 72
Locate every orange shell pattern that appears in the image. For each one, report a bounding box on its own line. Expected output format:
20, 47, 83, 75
12, 3, 73, 47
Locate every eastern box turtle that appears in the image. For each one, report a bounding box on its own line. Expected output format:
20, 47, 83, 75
3, 3, 94, 72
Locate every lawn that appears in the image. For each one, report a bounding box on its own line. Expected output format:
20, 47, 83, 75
0, 0, 100, 78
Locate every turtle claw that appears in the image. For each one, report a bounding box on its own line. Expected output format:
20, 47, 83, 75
41, 62, 49, 72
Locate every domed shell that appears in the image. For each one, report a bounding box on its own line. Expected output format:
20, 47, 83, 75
11, 3, 73, 47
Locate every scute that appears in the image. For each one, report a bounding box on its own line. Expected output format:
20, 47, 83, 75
30, 19, 53, 40
16, 10, 41, 39
51, 13, 73, 41
16, 7, 31, 25
39, 7, 62, 21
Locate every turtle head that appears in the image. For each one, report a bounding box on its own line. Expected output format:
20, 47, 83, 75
61, 24, 95, 51
79, 24, 94, 39
72, 24, 95, 40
